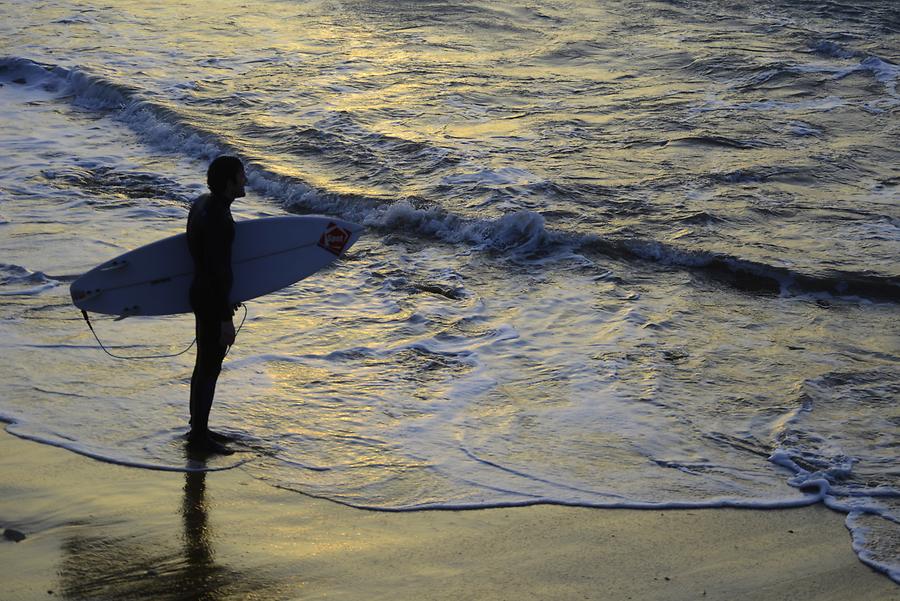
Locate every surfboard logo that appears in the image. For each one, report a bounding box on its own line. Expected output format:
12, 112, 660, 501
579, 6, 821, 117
318, 222, 351, 256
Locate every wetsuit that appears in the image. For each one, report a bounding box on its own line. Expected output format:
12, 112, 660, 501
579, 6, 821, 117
186, 193, 235, 439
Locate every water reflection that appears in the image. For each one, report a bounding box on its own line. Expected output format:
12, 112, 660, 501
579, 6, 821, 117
180, 469, 225, 601
57, 460, 263, 600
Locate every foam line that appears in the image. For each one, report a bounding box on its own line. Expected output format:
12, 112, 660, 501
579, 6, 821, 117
278, 488, 827, 513
846, 511, 900, 584
2, 416, 249, 473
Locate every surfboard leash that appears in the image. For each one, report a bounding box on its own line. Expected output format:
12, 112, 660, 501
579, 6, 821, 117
80, 304, 248, 360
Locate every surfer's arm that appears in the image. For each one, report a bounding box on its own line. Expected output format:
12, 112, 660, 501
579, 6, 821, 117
201, 220, 235, 321
220, 319, 236, 346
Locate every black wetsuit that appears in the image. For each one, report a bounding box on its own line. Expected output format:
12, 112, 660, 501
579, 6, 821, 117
186, 193, 235, 438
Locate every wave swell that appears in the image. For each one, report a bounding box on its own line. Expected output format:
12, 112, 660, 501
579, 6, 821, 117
3, 55, 897, 303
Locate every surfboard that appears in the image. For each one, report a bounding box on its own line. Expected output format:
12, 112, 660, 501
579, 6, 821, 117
70, 215, 363, 317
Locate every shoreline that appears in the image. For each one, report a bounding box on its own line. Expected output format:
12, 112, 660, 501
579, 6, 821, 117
1, 430, 896, 600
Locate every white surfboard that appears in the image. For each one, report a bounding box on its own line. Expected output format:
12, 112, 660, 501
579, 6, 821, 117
71, 215, 363, 317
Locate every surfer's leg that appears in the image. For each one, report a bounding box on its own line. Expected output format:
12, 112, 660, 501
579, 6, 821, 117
189, 313, 208, 430
188, 353, 231, 455
190, 345, 223, 433
188, 313, 230, 453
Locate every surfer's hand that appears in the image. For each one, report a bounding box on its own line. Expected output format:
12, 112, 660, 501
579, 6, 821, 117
220, 320, 236, 346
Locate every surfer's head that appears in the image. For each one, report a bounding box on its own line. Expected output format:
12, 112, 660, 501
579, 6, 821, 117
207, 155, 246, 201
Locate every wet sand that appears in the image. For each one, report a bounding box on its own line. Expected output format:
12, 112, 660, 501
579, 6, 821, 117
0, 430, 895, 600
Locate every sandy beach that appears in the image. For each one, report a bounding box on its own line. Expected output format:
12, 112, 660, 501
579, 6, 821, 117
0, 431, 895, 601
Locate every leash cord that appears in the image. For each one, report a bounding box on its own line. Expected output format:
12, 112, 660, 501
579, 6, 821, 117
81, 303, 248, 360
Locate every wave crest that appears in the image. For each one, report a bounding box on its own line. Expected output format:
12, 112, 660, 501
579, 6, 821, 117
3, 55, 897, 302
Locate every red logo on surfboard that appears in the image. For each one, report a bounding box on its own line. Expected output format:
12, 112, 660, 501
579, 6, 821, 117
318, 222, 352, 256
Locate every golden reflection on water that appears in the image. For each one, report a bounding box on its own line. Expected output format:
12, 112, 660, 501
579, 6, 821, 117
56, 464, 262, 600
182, 471, 214, 581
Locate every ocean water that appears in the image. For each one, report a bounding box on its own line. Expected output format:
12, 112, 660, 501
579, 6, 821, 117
1, 0, 898, 582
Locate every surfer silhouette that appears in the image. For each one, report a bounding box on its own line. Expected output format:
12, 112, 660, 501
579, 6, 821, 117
186, 155, 246, 455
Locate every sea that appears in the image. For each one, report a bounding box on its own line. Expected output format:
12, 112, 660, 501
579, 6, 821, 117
1, 0, 897, 583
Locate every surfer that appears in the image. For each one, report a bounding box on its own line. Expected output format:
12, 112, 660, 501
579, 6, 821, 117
186, 155, 246, 455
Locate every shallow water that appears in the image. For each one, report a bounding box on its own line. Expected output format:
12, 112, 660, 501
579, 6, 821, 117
1, 0, 898, 582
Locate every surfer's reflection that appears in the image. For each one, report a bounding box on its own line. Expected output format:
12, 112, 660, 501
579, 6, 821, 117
182, 469, 219, 599
57, 462, 261, 600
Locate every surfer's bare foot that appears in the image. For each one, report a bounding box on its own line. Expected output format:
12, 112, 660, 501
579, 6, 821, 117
208, 430, 236, 443
187, 432, 235, 456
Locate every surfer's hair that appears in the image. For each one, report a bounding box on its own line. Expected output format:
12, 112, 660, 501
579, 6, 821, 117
207, 155, 244, 194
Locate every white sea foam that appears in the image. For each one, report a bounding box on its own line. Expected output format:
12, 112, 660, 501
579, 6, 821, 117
441, 167, 544, 187
0, 263, 60, 296
0, 282, 58, 296
846, 511, 900, 582
693, 95, 845, 113
788, 57, 900, 96
4, 420, 248, 472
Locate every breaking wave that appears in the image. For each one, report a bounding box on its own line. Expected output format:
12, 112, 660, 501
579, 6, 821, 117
2, 55, 897, 303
